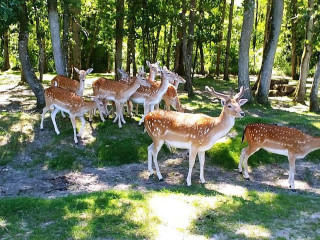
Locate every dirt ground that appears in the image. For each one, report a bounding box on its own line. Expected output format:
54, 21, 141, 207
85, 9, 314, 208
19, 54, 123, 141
1, 82, 320, 199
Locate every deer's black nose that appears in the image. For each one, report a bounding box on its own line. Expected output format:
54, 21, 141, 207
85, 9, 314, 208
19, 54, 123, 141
239, 112, 245, 117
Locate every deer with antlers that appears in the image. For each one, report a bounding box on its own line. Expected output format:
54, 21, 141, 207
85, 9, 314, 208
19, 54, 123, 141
92, 67, 150, 128
40, 86, 106, 144
239, 123, 320, 190
144, 86, 248, 186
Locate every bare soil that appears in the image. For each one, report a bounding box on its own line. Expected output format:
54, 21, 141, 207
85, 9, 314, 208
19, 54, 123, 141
1, 82, 320, 199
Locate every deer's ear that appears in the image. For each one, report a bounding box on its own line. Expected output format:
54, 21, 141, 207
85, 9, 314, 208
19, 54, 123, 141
86, 68, 93, 74
239, 99, 248, 106
221, 99, 226, 106
146, 61, 150, 66
74, 67, 80, 73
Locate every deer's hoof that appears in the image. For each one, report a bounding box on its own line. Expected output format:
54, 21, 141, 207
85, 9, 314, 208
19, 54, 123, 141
159, 178, 164, 182
244, 177, 250, 181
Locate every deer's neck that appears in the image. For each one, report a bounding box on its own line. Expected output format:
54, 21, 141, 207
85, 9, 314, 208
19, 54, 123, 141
308, 137, 320, 152
148, 71, 156, 83
212, 109, 235, 133
77, 80, 85, 96
156, 74, 170, 97
123, 80, 141, 98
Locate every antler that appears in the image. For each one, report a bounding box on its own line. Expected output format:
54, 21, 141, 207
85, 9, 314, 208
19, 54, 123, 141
234, 86, 249, 100
205, 86, 230, 100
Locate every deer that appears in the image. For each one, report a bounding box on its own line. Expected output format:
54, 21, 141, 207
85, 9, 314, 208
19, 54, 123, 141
40, 86, 106, 144
51, 67, 93, 118
130, 66, 184, 125
121, 64, 186, 114
92, 67, 150, 128
239, 123, 320, 190
144, 86, 248, 186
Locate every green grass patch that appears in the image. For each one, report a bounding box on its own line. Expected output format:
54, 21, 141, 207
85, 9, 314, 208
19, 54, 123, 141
0, 189, 319, 239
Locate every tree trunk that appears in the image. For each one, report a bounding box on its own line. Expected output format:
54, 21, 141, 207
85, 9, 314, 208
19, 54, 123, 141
153, 25, 161, 62
238, 0, 255, 101
47, 0, 67, 76
252, 0, 259, 70
293, 0, 314, 104
33, 0, 44, 82
216, 0, 227, 76
71, 4, 81, 81
115, 0, 124, 80
199, 41, 205, 75
182, 0, 196, 97
255, 0, 284, 105
3, 29, 10, 71
223, 0, 235, 81
18, 2, 45, 109
62, 0, 70, 76
253, 0, 272, 90
310, 54, 320, 112
291, 0, 298, 80
86, 26, 98, 69
166, 23, 173, 68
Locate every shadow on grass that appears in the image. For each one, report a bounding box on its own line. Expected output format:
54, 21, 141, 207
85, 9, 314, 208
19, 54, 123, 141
0, 191, 154, 239
189, 189, 320, 239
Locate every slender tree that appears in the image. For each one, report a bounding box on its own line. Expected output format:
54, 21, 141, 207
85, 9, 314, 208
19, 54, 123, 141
62, 0, 70, 76
291, 0, 298, 80
47, 0, 67, 76
18, 2, 45, 109
215, 0, 226, 76
223, 0, 235, 81
293, 0, 314, 104
182, 0, 196, 97
115, 0, 124, 80
310, 53, 320, 112
252, 0, 259, 70
71, 3, 81, 80
2, 29, 10, 71
238, 0, 255, 101
256, 0, 284, 105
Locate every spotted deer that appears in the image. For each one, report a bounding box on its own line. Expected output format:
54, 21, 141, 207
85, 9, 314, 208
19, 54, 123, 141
51, 67, 93, 118
144, 86, 248, 186
92, 68, 150, 128
40, 86, 106, 144
131, 66, 184, 125
239, 123, 320, 190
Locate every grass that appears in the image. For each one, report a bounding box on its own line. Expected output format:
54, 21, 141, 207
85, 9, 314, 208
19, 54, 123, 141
0, 188, 319, 239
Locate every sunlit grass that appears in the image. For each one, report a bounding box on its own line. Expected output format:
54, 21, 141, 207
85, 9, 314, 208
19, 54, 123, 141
0, 189, 319, 239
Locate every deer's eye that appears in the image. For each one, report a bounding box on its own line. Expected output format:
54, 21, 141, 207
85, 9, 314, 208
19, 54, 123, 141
228, 105, 232, 109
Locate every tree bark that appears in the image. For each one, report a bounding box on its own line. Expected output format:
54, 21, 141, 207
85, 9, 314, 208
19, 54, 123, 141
115, 0, 124, 80
252, 0, 259, 70
238, 0, 255, 101
293, 0, 314, 104
199, 41, 205, 75
47, 0, 66, 76
291, 0, 298, 80
2, 29, 10, 71
255, 0, 284, 105
166, 23, 173, 68
33, 0, 44, 82
71, 4, 81, 80
62, 0, 70, 76
86, 26, 98, 70
18, 2, 45, 109
182, 0, 196, 97
223, 0, 235, 81
310, 54, 320, 112
216, 0, 227, 76
253, 0, 272, 90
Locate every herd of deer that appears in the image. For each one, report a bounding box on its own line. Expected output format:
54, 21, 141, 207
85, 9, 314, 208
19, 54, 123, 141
39, 62, 320, 191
